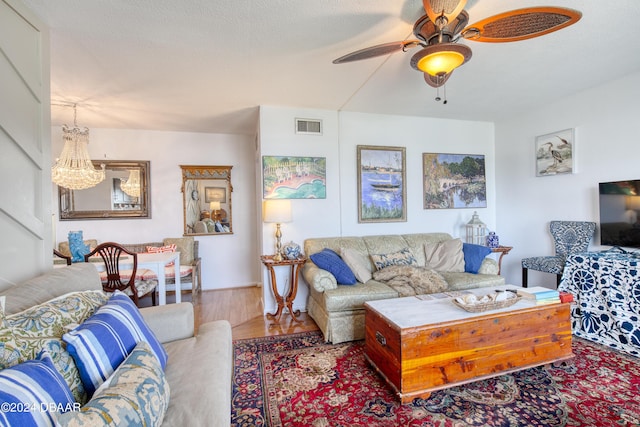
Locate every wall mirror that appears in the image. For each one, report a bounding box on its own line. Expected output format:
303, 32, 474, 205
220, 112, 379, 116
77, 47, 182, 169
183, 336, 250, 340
58, 160, 151, 220
181, 165, 233, 235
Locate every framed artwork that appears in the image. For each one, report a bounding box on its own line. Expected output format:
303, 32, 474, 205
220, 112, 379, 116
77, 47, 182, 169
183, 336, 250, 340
535, 128, 575, 176
262, 156, 326, 199
423, 153, 487, 209
357, 145, 406, 223
204, 187, 226, 203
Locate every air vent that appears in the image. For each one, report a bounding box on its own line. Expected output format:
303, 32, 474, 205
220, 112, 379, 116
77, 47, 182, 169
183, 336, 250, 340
295, 118, 322, 135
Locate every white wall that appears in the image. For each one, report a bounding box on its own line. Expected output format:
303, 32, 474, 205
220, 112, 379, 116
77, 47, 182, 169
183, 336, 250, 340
258, 106, 495, 314
258, 107, 342, 314
495, 71, 640, 287
338, 112, 496, 237
52, 127, 259, 290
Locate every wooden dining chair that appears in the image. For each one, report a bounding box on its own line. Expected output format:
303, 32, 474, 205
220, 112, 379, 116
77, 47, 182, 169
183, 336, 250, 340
53, 249, 72, 266
85, 242, 157, 306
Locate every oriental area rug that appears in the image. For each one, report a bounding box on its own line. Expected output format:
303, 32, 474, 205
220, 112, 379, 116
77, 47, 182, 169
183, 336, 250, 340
231, 331, 640, 427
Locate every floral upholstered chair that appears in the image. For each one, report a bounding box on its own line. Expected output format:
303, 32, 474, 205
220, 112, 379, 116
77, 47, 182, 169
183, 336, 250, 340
521, 220, 596, 288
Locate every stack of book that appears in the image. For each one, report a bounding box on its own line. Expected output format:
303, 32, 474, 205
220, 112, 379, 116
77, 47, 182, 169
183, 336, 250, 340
517, 286, 561, 305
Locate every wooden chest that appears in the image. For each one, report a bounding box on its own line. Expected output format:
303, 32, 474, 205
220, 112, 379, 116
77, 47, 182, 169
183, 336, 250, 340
364, 292, 573, 403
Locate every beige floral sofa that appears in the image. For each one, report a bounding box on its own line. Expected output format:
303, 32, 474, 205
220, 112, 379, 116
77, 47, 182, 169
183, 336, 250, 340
0, 263, 231, 426
303, 233, 505, 344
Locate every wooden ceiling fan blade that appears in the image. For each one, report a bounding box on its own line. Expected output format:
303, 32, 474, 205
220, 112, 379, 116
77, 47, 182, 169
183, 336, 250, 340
423, 0, 467, 24
461, 7, 582, 43
332, 40, 420, 64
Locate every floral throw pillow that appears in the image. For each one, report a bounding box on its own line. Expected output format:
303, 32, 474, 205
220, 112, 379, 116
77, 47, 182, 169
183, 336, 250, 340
3, 290, 108, 403
7, 291, 109, 361
56, 342, 170, 427
0, 309, 21, 370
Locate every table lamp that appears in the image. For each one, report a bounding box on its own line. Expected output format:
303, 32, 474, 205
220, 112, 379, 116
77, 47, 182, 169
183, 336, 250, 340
210, 201, 221, 221
264, 200, 292, 261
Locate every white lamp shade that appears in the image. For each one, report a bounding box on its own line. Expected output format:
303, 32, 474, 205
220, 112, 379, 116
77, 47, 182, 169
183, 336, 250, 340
209, 201, 221, 211
264, 199, 292, 223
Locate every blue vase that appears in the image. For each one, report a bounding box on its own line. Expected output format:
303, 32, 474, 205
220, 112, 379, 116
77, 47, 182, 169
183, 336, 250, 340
68, 231, 89, 263
486, 231, 500, 248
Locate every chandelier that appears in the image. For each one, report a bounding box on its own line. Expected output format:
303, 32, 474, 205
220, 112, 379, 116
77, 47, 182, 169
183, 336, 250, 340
51, 104, 105, 190
120, 169, 141, 198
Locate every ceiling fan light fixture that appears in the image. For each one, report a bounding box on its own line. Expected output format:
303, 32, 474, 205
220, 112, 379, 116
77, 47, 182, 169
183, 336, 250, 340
418, 50, 463, 75
410, 43, 471, 76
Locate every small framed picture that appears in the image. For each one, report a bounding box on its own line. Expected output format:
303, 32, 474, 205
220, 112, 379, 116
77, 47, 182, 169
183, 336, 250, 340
535, 128, 575, 176
205, 187, 227, 203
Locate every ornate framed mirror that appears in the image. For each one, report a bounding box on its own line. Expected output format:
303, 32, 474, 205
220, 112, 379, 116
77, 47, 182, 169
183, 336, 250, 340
181, 165, 233, 235
58, 160, 151, 220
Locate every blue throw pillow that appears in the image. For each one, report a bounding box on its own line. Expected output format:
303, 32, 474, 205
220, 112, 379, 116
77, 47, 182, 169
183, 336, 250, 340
310, 249, 357, 285
62, 291, 168, 397
0, 350, 76, 427
462, 243, 492, 274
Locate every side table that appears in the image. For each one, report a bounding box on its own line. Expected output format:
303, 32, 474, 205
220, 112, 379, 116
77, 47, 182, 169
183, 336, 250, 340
260, 255, 307, 322
490, 246, 513, 275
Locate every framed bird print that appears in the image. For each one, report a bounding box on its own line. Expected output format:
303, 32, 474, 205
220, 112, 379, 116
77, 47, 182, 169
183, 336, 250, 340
535, 128, 575, 176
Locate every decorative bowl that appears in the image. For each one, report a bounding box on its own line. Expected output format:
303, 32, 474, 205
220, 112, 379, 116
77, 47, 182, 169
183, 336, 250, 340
452, 292, 520, 313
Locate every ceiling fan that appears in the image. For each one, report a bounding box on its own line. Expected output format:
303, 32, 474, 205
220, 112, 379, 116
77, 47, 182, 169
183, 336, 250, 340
333, 0, 581, 99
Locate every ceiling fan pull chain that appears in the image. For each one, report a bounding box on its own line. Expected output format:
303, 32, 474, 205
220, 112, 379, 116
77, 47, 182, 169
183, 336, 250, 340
434, 81, 448, 104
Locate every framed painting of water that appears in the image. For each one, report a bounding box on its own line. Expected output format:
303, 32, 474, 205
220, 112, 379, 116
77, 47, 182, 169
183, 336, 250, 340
357, 145, 406, 223
423, 153, 487, 209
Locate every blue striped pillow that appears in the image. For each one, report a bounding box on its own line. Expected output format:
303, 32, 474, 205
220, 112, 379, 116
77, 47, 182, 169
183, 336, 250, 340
62, 291, 168, 397
0, 350, 76, 427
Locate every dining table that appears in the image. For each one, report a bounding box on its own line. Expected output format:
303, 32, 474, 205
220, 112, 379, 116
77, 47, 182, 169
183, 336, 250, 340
134, 251, 182, 305
57, 251, 182, 305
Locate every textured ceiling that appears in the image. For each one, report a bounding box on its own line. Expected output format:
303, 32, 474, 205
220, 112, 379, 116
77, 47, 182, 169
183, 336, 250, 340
22, 0, 640, 135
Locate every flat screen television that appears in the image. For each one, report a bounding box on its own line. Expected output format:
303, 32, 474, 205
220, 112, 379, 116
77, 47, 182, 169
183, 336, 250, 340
599, 179, 640, 248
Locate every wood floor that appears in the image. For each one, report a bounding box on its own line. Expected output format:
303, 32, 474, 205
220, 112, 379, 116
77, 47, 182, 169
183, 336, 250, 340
149, 286, 320, 340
